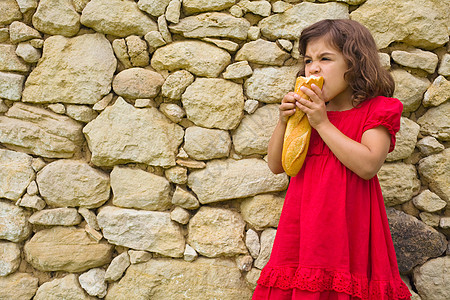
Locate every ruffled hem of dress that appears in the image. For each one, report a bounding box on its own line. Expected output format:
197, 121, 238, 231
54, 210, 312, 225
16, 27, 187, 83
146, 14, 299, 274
257, 266, 411, 300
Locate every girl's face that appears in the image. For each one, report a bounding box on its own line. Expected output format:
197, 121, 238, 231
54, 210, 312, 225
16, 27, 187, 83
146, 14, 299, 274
303, 36, 352, 105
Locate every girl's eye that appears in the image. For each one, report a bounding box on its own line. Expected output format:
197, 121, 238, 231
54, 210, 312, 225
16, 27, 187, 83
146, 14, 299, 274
321, 57, 330, 61
304, 59, 312, 64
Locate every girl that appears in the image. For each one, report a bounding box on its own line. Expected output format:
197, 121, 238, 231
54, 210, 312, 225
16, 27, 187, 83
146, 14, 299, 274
252, 19, 411, 300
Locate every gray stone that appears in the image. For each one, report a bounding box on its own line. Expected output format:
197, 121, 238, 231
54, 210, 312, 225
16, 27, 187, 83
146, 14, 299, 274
386, 117, 420, 161
32, 0, 80, 36
0, 44, 29, 72
413, 256, 450, 300
245, 229, 260, 259
184, 126, 231, 160
28, 208, 82, 226
0, 149, 34, 201
417, 101, 450, 141
0, 71, 25, 101
78, 268, 107, 298
0, 200, 32, 242
391, 69, 430, 113
0, 241, 21, 276
254, 228, 276, 269
241, 194, 284, 231
418, 149, 450, 204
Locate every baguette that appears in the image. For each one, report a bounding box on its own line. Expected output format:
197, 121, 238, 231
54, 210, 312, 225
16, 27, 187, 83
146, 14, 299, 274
282, 76, 324, 176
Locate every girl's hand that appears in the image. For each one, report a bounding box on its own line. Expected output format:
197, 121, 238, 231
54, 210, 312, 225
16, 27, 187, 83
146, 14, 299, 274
297, 84, 329, 129
279, 92, 301, 124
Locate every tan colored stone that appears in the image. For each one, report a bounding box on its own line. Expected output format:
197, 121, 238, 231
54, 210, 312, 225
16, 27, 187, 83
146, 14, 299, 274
417, 136, 445, 156
238, 0, 271, 17
386, 117, 420, 161
0, 149, 34, 201
161, 70, 194, 100
83, 98, 184, 167
32, 0, 80, 37
15, 42, 41, 63
17, 194, 46, 210
0, 272, 38, 300
413, 190, 447, 213
184, 126, 231, 160
0, 0, 22, 26
438, 53, 450, 76
0, 71, 25, 101
164, 166, 187, 184
246, 229, 260, 259
9, 21, 42, 43
105, 252, 130, 282
24, 227, 113, 272
202, 37, 240, 52
236, 39, 290, 66
113, 68, 164, 99
414, 256, 450, 300
34, 274, 95, 300
128, 250, 152, 264
419, 212, 440, 227
254, 228, 276, 269
0, 241, 21, 276
137, 0, 171, 17
0, 44, 29, 73
171, 186, 200, 210
29, 208, 82, 226
0, 200, 32, 242
392, 49, 439, 73
157, 15, 172, 43
166, 0, 181, 23
78, 268, 107, 298
183, 0, 235, 14
184, 244, 198, 262
391, 69, 430, 112
66, 104, 97, 123
241, 194, 284, 230
417, 101, 450, 141
37, 160, 110, 208
223, 61, 253, 79
418, 148, 450, 204
125, 36, 149, 67
159, 103, 185, 123
423, 76, 450, 107
171, 206, 191, 225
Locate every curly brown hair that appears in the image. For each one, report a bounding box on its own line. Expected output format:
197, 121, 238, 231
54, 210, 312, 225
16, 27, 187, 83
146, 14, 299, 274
298, 19, 395, 103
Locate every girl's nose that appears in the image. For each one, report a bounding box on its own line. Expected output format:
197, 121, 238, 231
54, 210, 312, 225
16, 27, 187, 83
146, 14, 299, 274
309, 61, 321, 74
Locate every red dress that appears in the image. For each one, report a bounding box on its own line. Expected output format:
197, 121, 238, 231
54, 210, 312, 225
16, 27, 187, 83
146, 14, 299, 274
253, 96, 411, 300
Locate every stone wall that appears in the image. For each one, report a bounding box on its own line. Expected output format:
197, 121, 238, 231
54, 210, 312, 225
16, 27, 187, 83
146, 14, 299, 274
0, 0, 449, 299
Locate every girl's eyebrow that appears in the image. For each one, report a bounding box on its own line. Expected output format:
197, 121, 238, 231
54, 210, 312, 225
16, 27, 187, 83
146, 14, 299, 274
304, 52, 336, 58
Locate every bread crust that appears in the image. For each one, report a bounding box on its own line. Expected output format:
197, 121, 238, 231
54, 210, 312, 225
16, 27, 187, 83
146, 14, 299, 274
282, 76, 324, 176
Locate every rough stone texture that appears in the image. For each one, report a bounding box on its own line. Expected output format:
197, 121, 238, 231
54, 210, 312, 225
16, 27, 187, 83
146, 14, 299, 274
105, 252, 130, 282
188, 207, 247, 257
164, 166, 187, 184
0, 200, 32, 242
29, 208, 82, 226
254, 228, 276, 269
246, 229, 260, 259
9, 21, 41, 43
417, 101, 450, 141
391, 49, 439, 73
81, 0, 157, 37
391, 69, 430, 113
24, 226, 114, 272
203, 37, 239, 52
232, 104, 279, 156
0, 102, 84, 158
159, 103, 185, 123
32, 0, 80, 37
413, 190, 447, 213
0, 241, 21, 276
16, 42, 41, 63
128, 250, 152, 264
110, 166, 171, 211
259, 2, 349, 40
126, 35, 149, 67
0, 0, 22, 26
161, 70, 194, 100
171, 186, 200, 210
151, 41, 231, 77
387, 208, 447, 273
166, 0, 181, 23
378, 163, 421, 206
184, 126, 231, 160
184, 244, 198, 262
223, 61, 253, 79
238, 0, 271, 17
169, 12, 250, 40
105, 258, 253, 299
83, 98, 184, 167
417, 136, 445, 156
78, 208, 100, 230
0, 44, 30, 72
413, 256, 450, 300
241, 194, 284, 231
78, 268, 107, 298
386, 117, 420, 161
350, 0, 449, 49
0, 272, 38, 300
17, 194, 46, 210
188, 158, 289, 204
181, 78, 244, 130
423, 75, 450, 107
22, 34, 116, 105
244, 65, 300, 103
36, 159, 110, 208
418, 148, 450, 204
97, 206, 185, 258
113, 68, 163, 99
438, 53, 450, 76
34, 274, 95, 300
65, 104, 98, 123
235, 39, 290, 66
0, 71, 25, 101
183, 0, 235, 14
0, 149, 34, 201
170, 206, 191, 225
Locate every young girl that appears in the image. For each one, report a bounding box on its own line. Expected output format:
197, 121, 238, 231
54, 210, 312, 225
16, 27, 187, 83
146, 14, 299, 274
252, 19, 412, 300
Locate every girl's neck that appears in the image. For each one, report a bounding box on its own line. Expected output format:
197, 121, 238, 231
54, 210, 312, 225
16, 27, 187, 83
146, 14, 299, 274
326, 88, 354, 112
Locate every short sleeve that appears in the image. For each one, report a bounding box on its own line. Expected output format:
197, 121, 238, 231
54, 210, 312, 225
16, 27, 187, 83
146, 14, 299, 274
362, 97, 403, 152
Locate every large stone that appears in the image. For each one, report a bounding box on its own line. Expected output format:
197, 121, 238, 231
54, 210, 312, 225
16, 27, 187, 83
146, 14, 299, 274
0, 0, 22, 26
386, 117, 420, 161
0, 149, 34, 201
34, 274, 95, 300
112, 68, 164, 99
188, 207, 247, 257
0, 200, 32, 242
169, 12, 250, 40
28, 208, 82, 226
223, 61, 253, 79
235, 39, 290, 66
0, 272, 38, 300
151, 41, 231, 77
417, 101, 450, 141
183, 126, 231, 160
350, 0, 449, 49
423, 75, 450, 107
412, 190, 447, 213
259, 2, 349, 40
413, 256, 450, 300
36, 160, 110, 208
0, 44, 29, 72
391, 49, 439, 74
161, 70, 194, 100
137, 0, 171, 17
238, 0, 271, 17
378, 162, 421, 206
83, 97, 184, 167
418, 148, 450, 204
387, 208, 447, 273
105, 258, 253, 299
80, 0, 157, 37
391, 69, 430, 113
24, 226, 113, 272
241, 194, 284, 231
0, 241, 21, 276
110, 166, 171, 211
254, 228, 276, 269
0, 103, 83, 158
181, 78, 244, 130
32, 0, 80, 37
244, 65, 300, 103
188, 158, 289, 204
232, 104, 279, 156
22, 34, 116, 105
182, 0, 235, 14
97, 206, 185, 258
0, 71, 25, 101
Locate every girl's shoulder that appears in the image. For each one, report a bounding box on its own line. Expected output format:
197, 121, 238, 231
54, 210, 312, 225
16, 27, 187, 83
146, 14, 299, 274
363, 96, 403, 113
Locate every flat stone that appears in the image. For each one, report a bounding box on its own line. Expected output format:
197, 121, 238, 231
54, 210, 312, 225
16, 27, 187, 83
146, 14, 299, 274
24, 226, 114, 272
184, 126, 231, 160
161, 70, 194, 100
423, 76, 450, 107
417, 136, 445, 156
413, 256, 450, 300
0, 200, 32, 242
169, 12, 250, 40
9, 21, 41, 43
387, 208, 447, 273
222, 61, 253, 79
113, 68, 164, 99
391, 69, 430, 113
418, 148, 450, 204
16, 194, 46, 210
151, 41, 231, 77
0, 272, 38, 300
78, 268, 107, 298
182, 0, 235, 14
137, 0, 171, 17
254, 228, 276, 269
158, 15, 172, 43
386, 117, 420, 161
83, 97, 184, 167
417, 101, 450, 141
236, 39, 289, 66
0, 241, 21, 276
202, 37, 239, 52
81, 0, 157, 37
181, 78, 244, 130
413, 190, 447, 213
0, 149, 34, 201
110, 166, 171, 211
238, 0, 271, 17
32, 0, 80, 37
34, 274, 95, 300
97, 206, 185, 258
188, 158, 289, 204
392, 49, 439, 73
28, 208, 82, 226
241, 194, 284, 231
22, 34, 115, 105
105, 258, 253, 299
78, 208, 100, 230
0, 44, 29, 72
128, 250, 152, 264
36, 160, 110, 208
105, 252, 130, 282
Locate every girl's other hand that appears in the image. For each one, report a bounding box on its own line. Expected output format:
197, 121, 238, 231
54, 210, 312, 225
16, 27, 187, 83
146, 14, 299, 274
279, 92, 300, 124
297, 84, 328, 129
